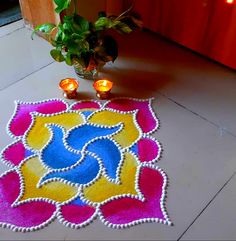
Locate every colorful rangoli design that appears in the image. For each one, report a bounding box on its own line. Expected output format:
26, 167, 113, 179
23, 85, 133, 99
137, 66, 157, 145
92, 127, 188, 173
0, 98, 172, 232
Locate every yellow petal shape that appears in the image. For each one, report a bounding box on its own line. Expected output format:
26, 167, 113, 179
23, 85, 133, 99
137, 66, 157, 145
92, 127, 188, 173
88, 110, 140, 148
83, 152, 138, 203
25, 112, 84, 150
19, 156, 78, 203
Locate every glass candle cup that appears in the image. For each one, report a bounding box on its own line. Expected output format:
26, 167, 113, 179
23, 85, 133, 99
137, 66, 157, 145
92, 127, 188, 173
93, 79, 113, 99
59, 78, 79, 99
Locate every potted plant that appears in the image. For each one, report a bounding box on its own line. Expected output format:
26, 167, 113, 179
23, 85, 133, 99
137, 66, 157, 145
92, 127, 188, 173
32, 0, 142, 79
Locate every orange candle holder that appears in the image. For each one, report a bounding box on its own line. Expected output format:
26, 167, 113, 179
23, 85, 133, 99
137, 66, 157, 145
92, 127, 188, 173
59, 78, 79, 99
93, 79, 113, 99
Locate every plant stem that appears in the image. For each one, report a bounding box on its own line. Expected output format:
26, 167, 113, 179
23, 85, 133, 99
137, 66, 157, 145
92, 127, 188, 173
115, 0, 136, 21
73, 0, 77, 14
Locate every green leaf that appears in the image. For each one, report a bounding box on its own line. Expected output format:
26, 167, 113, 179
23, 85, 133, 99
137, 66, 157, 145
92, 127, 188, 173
79, 40, 90, 52
73, 15, 90, 32
55, 23, 68, 43
112, 21, 132, 34
54, 0, 71, 13
65, 52, 73, 65
66, 38, 89, 55
63, 17, 75, 33
63, 15, 73, 23
61, 32, 69, 42
66, 39, 80, 53
50, 49, 65, 62
95, 17, 109, 31
31, 23, 56, 39
63, 22, 71, 31
71, 33, 84, 40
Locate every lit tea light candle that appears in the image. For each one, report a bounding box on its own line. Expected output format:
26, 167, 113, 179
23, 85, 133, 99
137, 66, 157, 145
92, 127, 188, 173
226, 0, 234, 4
93, 79, 113, 99
59, 78, 79, 99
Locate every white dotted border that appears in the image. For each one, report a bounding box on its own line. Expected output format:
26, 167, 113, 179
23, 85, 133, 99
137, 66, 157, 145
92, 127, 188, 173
11, 155, 82, 208
57, 193, 99, 229
79, 153, 145, 208
69, 100, 102, 110
38, 122, 126, 186
102, 97, 160, 134
98, 163, 172, 228
0, 97, 172, 232
0, 140, 34, 169
69, 99, 103, 120
87, 107, 143, 148
21, 110, 86, 153
6, 99, 69, 140
128, 135, 163, 165
0, 169, 59, 232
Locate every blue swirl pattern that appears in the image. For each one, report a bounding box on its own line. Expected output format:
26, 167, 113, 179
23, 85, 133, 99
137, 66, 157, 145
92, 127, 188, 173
40, 123, 123, 185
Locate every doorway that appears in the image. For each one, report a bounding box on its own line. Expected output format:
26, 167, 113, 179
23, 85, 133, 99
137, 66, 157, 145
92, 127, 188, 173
0, 0, 22, 27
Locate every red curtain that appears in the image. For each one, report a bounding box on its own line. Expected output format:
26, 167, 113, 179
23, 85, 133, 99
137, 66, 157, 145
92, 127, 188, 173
105, 0, 133, 16
132, 0, 236, 69
203, 0, 236, 69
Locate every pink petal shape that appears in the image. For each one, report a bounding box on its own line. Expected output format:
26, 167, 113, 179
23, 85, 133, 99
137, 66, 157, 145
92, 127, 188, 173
0, 171, 56, 230
71, 101, 101, 110
1, 141, 31, 167
105, 98, 158, 133
9, 99, 68, 137
100, 166, 170, 227
60, 204, 96, 227
138, 137, 161, 163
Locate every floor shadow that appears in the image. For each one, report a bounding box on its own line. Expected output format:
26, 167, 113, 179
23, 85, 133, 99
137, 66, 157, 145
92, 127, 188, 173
75, 91, 94, 100
100, 66, 172, 98
99, 30, 234, 99
95, 31, 184, 98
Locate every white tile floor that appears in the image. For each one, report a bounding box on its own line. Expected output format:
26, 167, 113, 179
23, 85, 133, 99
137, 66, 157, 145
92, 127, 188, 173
0, 20, 236, 240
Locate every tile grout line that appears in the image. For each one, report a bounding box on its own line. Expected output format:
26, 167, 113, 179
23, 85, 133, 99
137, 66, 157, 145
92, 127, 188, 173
177, 171, 236, 241
0, 25, 25, 39
158, 92, 236, 139
0, 61, 55, 91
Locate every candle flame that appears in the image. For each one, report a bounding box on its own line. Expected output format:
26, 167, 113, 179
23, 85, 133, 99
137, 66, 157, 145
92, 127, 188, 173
59, 78, 78, 91
226, 0, 234, 4
93, 79, 113, 92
